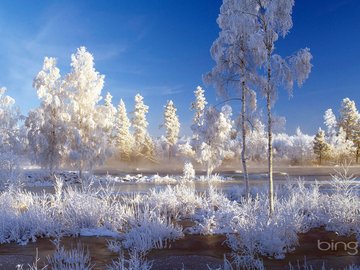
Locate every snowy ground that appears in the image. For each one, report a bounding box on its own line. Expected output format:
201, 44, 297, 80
0, 167, 360, 269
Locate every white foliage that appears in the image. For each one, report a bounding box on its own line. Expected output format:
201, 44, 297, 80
107, 250, 152, 270
47, 243, 93, 270
196, 106, 232, 176
99, 92, 117, 147
132, 94, 154, 159
246, 118, 268, 161
114, 99, 134, 161
191, 86, 207, 128
132, 94, 149, 145
330, 127, 355, 162
183, 162, 195, 180
65, 47, 110, 173
339, 98, 360, 141
0, 88, 24, 188
323, 108, 337, 137
26, 57, 69, 173
163, 100, 180, 148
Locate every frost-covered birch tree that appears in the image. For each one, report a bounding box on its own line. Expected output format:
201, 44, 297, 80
26, 57, 69, 174
163, 100, 180, 159
64, 47, 110, 178
204, 0, 262, 197
114, 99, 134, 161
224, 0, 312, 214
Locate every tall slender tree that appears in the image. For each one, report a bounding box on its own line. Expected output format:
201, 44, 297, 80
132, 94, 154, 161
163, 100, 180, 159
191, 86, 208, 130
114, 99, 133, 161
100, 92, 117, 148
227, 0, 313, 214
205, 0, 262, 198
324, 108, 337, 138
313, 128, 330, 165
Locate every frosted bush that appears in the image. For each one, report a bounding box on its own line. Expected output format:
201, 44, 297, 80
183, 162, 195, 180
148, 183, 204, 218
107, 250, 152, 270
123, 206, 183, 254
47, 242, 93, 270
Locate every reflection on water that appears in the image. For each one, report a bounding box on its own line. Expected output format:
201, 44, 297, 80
24, 172, 360, 195
0, 229, 359, 270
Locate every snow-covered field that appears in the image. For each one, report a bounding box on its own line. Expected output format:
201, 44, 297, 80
0, 168, 359, 269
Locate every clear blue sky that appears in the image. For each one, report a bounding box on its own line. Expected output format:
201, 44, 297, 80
0, 0, 359, 136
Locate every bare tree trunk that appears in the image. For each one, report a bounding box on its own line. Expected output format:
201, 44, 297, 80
267, 56, 274, 215
241, 81, 249, 199
79, 160, 83, 181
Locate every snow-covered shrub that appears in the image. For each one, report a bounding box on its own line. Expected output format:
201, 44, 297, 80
61, 186, 109, 234
148, 183, 203, 218
183, 162, 195, 180
122, 205, 183, 254
324, 166, 360, 235
107, 250, 152, 270
0, 189, 56, 244
47, 242, 93, 270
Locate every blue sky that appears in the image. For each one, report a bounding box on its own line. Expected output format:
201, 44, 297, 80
0, 0, 359, 136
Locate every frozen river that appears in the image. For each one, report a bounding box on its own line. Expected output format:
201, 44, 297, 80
24, 170, 360, 195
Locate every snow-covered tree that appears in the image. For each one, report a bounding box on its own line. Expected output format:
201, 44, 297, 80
222, 0, 313, 214
191, 86, 207, 132
324, 108, 337, 138
114, 99, 133, 161
339, 98, 359, 140
196, 106, 232, 177
163, 100, 180, 159
246, 118, 268, 161
64, 47, 110, 177
313, 128, 330, 165
99, 92, 117, 146
330, 127, 355, 163
288, 128, 314, 164
338, 98, 360, 162
177, 139, 196, 161
353, 128, 360, 163
183, 162, 195, 180
204, 0, 263, 197
132, 94, 154, 161
26, 57, 69, 174
0, 87, 24, 185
